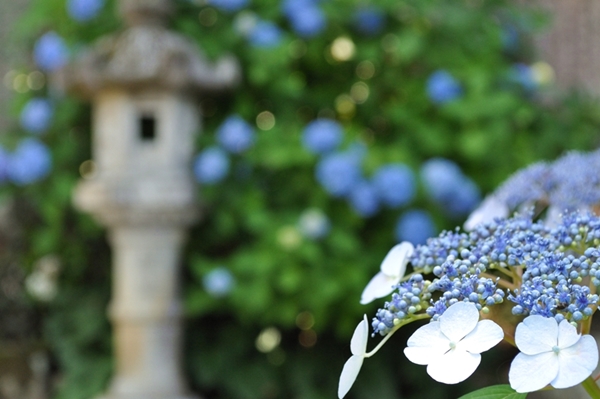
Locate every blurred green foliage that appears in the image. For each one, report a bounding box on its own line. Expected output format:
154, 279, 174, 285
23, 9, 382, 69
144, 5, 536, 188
3, 0, 600, 398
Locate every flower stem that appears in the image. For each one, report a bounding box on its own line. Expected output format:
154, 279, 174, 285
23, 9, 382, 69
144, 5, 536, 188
364, 313, 430, 358
582, 376, 600, 399
480, 272, 516, 290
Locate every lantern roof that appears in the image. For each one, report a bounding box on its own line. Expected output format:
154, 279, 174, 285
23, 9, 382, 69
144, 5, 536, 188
55, 0, 240, 97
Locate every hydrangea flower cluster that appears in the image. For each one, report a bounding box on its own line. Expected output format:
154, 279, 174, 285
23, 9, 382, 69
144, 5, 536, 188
426, 70, 462, 104
338, 210, 600, 398
395, 209, 436, 245
421, 158, 481, 217
67, 0, 105, 22
203, 266, 235, 297
7, 72, 56, 187
353, 7, 385, 36
303, 120, 479, 244
281, 0, 326, 38
0, 138, 53, 185
20, 98, 54, 134
466, 148, 600, 230
248, 20, 282, 48
33, 31, 69, 72
193, 115, 255, 184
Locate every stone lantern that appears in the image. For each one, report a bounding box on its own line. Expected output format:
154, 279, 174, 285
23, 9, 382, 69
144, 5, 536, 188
55, 0, 240, 398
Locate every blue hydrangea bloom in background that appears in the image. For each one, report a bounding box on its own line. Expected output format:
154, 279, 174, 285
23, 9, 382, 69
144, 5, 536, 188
353, 7, 385, 35
511, 63, 536, 90
209, 0, 249, 12
372, 164, 415, 208
315, 152, 361, 197
7, 138, 52, 185
426, 70, 462, 104
67, 0, 105, 22
216, 115, 255, 154
193, 147, 230, 184
248, 20, 282, 48
444, 177, 480, 215
33, 31, 68, 72
282, 0, 326, 38
302, 118, 343, 154
349, 180, 380, 217
421, 158, 464, 203
395, 209, 436, 245
421, 158, 480, 216
281, 0, 317, 17
203, 267, 235, 297
20, 98, 53, 134
298, 208, 330, 239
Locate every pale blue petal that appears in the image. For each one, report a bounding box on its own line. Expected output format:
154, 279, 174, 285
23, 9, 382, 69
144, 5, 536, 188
338, 355, 364, 399
380, 241, 413, 277
440, 302, 479, 342
359, 272, 398, 304
458, 320, 504, 354
350, 315, 369, 356
515, 315, 557, 355
509, 351, 558, 393
557, 319, 581, 349
464, 196, 508, 231
404, 322, 449, 365
552, 335, 599, 389
427, 348, 481, 384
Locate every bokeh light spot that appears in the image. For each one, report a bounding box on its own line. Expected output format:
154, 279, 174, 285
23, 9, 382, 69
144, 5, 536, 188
276, 225, 302, 250
531, 61, 555, 85
13, 74, 29, 93
331, 37, 355, 62
79, 160, 97, 179
295, 311, 315, 330
335, 94, 355, 118
256, 327, 281, 353
356, 61, 375, 80
299, 329, 317, 348
199, 7, 218, 26
381, 33, 400, 53
3, 70, 17, 89
351, 82, 370, 104
256, 111, 275, 130
27, 71, 45, 90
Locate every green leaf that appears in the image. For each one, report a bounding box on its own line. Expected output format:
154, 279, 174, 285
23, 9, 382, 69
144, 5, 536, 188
458, 385, 527, 399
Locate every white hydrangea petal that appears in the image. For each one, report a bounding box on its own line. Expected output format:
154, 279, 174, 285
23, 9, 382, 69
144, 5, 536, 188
543, 206, 563, 228
557, 319, 581, 349
515, 315, 557, 355
380, 242, 414, 277
458, 319, 504, 354
551, 335, 599, 389
464, 196, 509, 231
350, 315, 369, 356
338, 355, 364, 399
439, 302, 479, 342
426, 348, 481, 384
509, 351, 558, 393
404, 322, 450, 365
359, 272, 399, 305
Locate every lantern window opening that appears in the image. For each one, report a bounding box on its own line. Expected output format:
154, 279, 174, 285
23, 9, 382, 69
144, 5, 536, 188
139, 113, 157, 141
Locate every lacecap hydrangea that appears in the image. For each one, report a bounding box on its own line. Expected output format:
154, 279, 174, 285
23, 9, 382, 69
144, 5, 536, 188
338, 209, 600, 398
